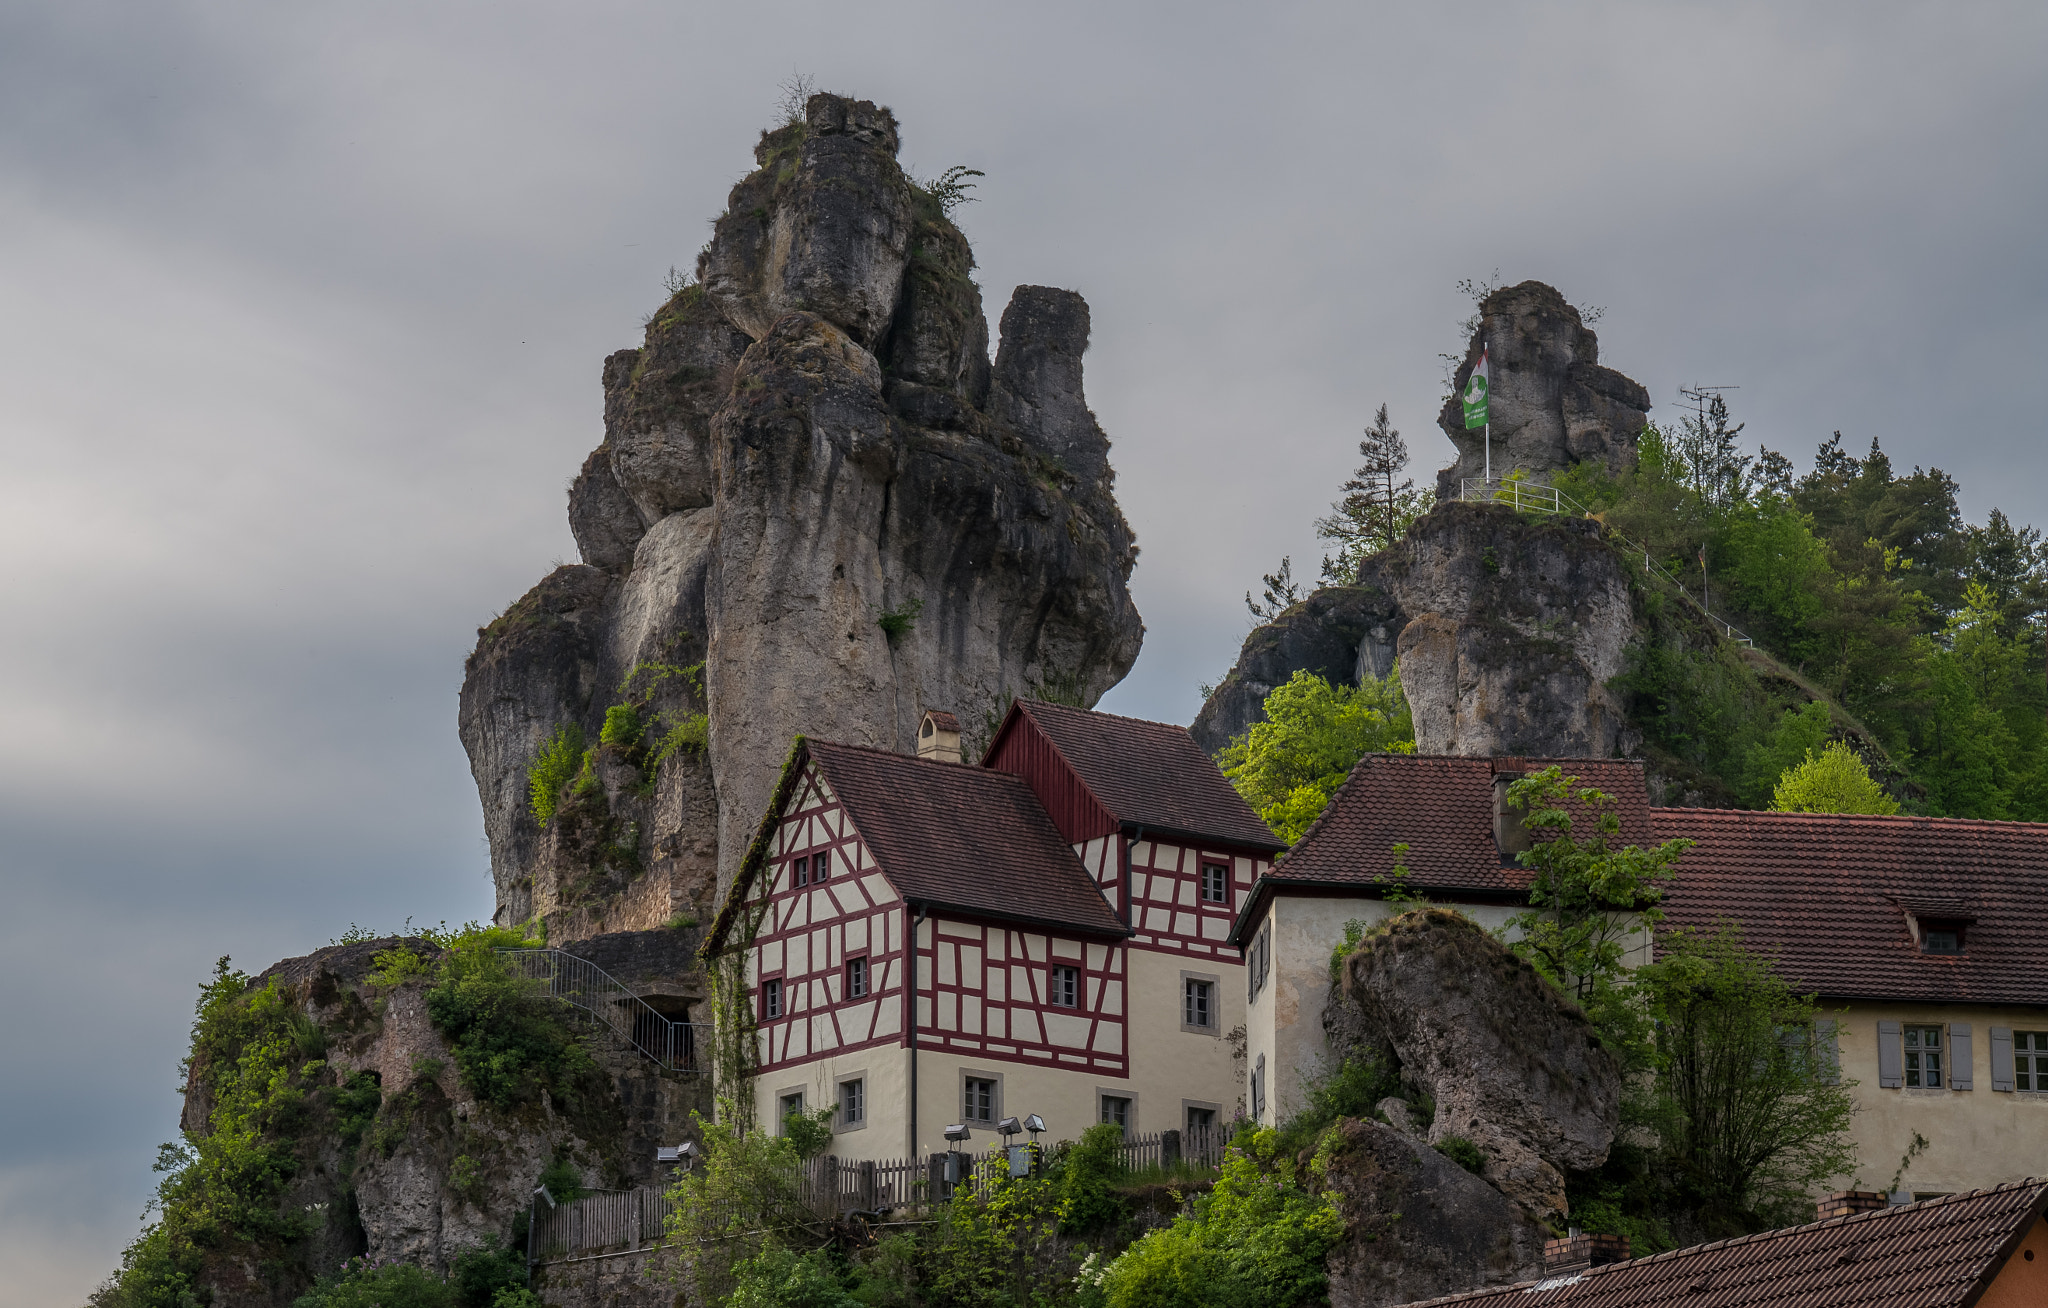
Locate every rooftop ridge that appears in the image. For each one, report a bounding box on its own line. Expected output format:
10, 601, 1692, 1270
1654, 805, 2048, 830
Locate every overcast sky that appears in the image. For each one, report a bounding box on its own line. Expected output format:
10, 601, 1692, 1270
4, 2, 2045, 1298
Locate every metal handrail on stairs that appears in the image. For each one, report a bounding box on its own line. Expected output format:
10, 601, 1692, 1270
1458, 476, 1757, 647
500, 948, 708, 1073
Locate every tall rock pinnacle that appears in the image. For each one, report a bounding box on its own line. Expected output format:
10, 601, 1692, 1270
459, 93, 1144, 934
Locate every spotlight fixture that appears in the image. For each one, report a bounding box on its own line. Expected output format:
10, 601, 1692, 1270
1023, 1114, 1046, 1137
943, 1124, 971, 1143
996, 1116, 1022, 1137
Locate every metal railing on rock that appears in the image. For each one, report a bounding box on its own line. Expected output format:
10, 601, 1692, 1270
1458, 476, 1757, 647
499, 948, 708, 1073
529, 1127, 1230, 1264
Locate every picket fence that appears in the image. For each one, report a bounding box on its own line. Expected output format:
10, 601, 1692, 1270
527, 1127, 1227, 1264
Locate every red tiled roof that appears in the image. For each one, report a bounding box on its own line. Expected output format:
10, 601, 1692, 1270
1229, 754, 1654, 946
1393, 1181, 2048, 1308
1655, 807, 2048, 1006
1005, 700, 1283, 851
807, 740, 1128, 938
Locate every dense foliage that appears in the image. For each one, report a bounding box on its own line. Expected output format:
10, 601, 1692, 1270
1218, 668, 1415, 841
1561, 411, 2048, 817
1771, 741, 1900, 814
422, 932, 595, 1111
292, 1246, 537, 1308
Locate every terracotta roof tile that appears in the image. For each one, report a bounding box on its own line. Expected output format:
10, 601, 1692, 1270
1011, 700, 1283, 850
1655, 808, 2048, 1006
1271, 754, 1657, 895
807, 740, 1127, 938
1391, 1181, 2048, 1308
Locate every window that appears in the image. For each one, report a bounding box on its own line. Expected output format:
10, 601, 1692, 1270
1922, 927, 1961, 954
762, 978, 783, 1019
813, 849, 830, 881
778, 1091, 805, 1126
1100, 1095, 1131, 1133
2018, 1032, 2048, 1091
793, 855, 809, 887
964, 1077, 996, 1124
1050, 966, 1079, 1007
1185, 978, 1214, 1029
839, 1078, 865, 1126
847, 956, 868, 999
1186, 1105, 1217, 1135
1201, 862, 1229, 904
1905, 1025, 1943, 1087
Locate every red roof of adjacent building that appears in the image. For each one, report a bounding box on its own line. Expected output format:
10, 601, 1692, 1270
1392, 1181, 2048, 1308
991, 700, 1284, 852
1230, 755, 1656, 943
803, 740, 1128, 938
1652, 807, 2048, 1007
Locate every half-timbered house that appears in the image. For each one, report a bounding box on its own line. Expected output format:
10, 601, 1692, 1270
703, 701, 1284, 1161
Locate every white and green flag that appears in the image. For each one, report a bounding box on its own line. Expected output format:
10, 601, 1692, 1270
1462, 347, 1489, 429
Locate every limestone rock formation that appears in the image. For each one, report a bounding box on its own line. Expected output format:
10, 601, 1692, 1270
1321, 1117, 1550, 1308
462, 92, 1142, 933
1336, 909, 1622, 1223
1193, 502, 1636, 759
1434, 281, 1651, 500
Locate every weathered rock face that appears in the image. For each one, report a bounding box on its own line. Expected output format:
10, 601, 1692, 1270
1336, 910, 1622, 1224
1434, 281, 1651, 500
1194, 501, 1636, 759
1384, 502, 1638, 758
175, 937, 708, 1305
1322, 1117, 1549, 1308
462, 91, 1142, 928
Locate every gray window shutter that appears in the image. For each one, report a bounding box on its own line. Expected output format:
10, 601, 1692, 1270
1991, 1027, 2015, 1092
1253, 1053, 1267, 1122
1877, 1020, 1904, 1088
1814, 1019, 1841, 1084
1948, 1024, 1973, 1090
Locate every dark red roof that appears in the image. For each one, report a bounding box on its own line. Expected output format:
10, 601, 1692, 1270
1655, 807, 2048, 1006
807, 740, 1127, 937
998, 700, 1283, 851
1393, 1181, 2048, 1308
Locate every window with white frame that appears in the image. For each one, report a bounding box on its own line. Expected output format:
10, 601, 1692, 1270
1905, 1025, 1943, 1087
2017, 1032, 2048, 1091
847, 956, 868, 999
762, 977, 784, 1020
1201, 862, 1229, 904
839, 1077, 865, 1126
1050, 965, 1079, 1007
963, 1076, 997, 1124
793, 855, 809, 887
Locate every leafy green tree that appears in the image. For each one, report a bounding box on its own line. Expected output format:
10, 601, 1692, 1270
1739, 701, 1835, 807
1094, 1129, 1345, 1308
1770, 742, 1900, 815
1503, 768, 1692, 1066
665, 1110, 821, 1304
1315, 404, 1434, 583
424, 936, 596, 1110
1634, 929, 1859, 1233
1219, 669, 1414, 842
728, 1248, 860, 1308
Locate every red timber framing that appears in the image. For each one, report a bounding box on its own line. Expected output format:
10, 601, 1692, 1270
913, 914, 1127, 1075
750, 762, 907, 1074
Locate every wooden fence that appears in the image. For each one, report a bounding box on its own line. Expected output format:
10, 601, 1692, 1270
528, 1127, 1228, 1264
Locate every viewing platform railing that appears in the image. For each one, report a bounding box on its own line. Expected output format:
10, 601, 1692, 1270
499, 948, 708, 1074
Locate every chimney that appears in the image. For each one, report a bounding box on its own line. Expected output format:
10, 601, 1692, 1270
1543, 1233, 1629, 1275
1818, 1190, 1888, 1220
918, 709, 963, 763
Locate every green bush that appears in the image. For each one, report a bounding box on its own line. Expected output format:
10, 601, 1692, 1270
295, 1261, 453, 1308
424, 938, 595, 1110
1095, 1128, 1345, 1308
1435, 1136, 1485, 1174
651, 711, 710, 772
1271, 1051, 1401, 1157
599, 703, 644, 750
1219, 668, 1415, 843
729, 1248, 861, 1308
526, 723, 586, 827
1058, 1122, 1130, 1234
1771, 740, 1900, 814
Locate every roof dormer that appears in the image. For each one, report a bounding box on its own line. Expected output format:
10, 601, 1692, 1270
918, 709, 962, 764
1893, 898, 1977, 955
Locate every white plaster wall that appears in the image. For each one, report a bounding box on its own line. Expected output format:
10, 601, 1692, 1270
1121, 947, 1245, 1131
1831, 1002, 2048, 1197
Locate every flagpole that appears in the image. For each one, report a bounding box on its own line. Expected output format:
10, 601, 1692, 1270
1482, 339, 1491, 484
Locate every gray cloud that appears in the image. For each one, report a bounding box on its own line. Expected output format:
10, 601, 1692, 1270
4, 2, 2046, 1297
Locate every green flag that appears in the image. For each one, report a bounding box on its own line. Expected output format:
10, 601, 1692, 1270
1461, 347, 1489, 430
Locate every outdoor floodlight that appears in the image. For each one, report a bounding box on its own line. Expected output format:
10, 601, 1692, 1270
533, 1185, 557, 1210
943, 1124, 971, 1143
1023, 1114, 1046, 1136
996, 1116, 1022, 1137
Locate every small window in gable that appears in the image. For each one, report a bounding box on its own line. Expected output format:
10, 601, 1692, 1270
793, 855, 809, 888
763, 978, 784, 1020
1050, 966, 1079, 1008
1201, 862, 1229, 904
847, 956, 868, 999
814, 849, 830, 880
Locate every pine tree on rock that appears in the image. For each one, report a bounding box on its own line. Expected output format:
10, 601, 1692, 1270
1317, 404, 1433, 584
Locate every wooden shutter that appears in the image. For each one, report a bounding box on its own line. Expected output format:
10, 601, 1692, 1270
1990, 1027, 2015, 1092
1877, 1020, 1903, 1088
1948, 1024, 1974, 1090
1814, 1019, 1841, 1084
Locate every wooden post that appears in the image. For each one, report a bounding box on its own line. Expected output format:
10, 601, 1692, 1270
1161, 1129, 1182, 1169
